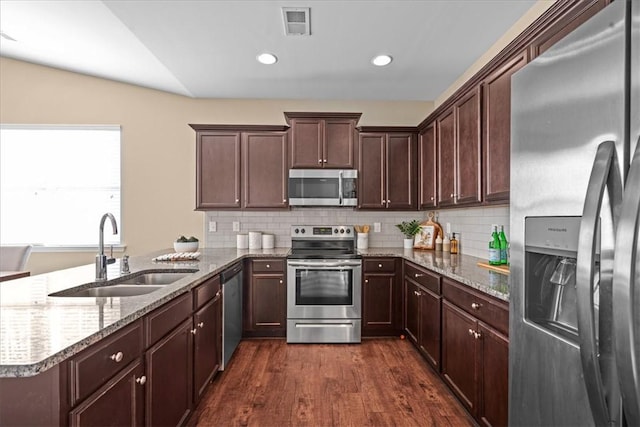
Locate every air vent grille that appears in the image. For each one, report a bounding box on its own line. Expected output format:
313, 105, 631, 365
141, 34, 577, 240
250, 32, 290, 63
282, 7, 310, 36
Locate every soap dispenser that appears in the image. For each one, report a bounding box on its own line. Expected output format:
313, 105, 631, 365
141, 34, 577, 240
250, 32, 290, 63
443, 234, 451, 253
450, 233, 458, 254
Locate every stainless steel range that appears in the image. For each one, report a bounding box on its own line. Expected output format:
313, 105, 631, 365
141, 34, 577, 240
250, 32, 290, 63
286, 225, 362, 343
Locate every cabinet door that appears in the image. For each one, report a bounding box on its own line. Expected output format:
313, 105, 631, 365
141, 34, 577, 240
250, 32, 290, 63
357, 133, 386, 209
243, 132, 288, 208
404, 279, 420, 344
455, 87, 482, 205
419, 122, 437, 209
193, 295, 221, 403
437, 109, 456, 207
324, 119, 355, 168
145, 318, 193, 427
290, 118, 323, 168
483, 52, 527, 203
196, 132, 241, 209
419, 288, 442, 371
363, 273, 397, 336
478, 322, 509, 427
442, 300, 478, 415
250, 274, 286, 332
69, 359, 145, 427
386, 133, 416, 210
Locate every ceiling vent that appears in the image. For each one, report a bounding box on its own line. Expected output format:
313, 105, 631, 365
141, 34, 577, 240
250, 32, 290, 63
282, 7, 311, 36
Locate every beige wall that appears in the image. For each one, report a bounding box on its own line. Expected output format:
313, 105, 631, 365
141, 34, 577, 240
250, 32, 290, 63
0, 57, 433, 274
434, 0, 556, 107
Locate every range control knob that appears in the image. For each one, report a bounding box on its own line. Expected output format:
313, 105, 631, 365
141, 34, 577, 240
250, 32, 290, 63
334, 228, 339, 234
340, 229, 345, 233
300, 228, 306, 234
294, 228, 299, 234
346, 229, 351, 234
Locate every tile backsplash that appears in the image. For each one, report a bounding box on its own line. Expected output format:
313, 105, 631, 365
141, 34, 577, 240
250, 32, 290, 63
204, 205, 509, 259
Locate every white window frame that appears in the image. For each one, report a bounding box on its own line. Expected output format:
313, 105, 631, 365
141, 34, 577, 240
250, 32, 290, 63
0, 124, 124, 252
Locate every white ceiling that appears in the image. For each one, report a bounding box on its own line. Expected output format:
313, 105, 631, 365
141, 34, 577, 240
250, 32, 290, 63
0, 0, 538, 101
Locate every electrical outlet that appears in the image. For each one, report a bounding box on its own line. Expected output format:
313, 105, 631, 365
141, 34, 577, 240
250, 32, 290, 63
374, 222, 381, 232
446, 222, 451, 234
209, 221, 217, 232
232, 221, 240, 232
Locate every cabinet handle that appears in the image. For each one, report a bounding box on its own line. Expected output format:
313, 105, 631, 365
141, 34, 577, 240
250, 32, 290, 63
135, 375, 147, 385
471, 302, 481, 310
110, 351, 124, 363
474, 331, 482, 339
198, 322, 204, 328
191, 328, 197, 335
414, 273, 424, 278
468, 328, 475, 336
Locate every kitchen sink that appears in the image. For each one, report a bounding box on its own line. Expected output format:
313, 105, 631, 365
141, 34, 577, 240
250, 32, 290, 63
49, 269, 198, 298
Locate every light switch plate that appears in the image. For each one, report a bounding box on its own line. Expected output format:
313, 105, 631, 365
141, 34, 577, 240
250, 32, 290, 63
209, 221, 217, 232
374, 222, 381, 232
232, 221, 240, 232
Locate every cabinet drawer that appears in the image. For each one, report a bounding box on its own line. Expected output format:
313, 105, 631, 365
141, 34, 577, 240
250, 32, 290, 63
252, 259, 285, 273
404, 262, 441, 294
194, 275, 221, 309
145, 293, 192, 347
442, 278, 508, 335
363, 258, 396, 273
70, 320, 143, 407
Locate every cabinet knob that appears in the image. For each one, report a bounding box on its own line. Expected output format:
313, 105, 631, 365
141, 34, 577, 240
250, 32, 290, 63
387, 199, 391, 204
430, 196, 434, 201
198, 322, 204, 328
365, 279, 369, 283
468, 328, 474, 336
279, 280, 283, 284
474, 332, 482, 340
450, 193, 454, 198
381, 200, 385, 205
323, 159, 327, 163
318, 159, 322, 164
283, 199, 287, 203
471, 302, 481, 310
191, 328, 197, 335
215, 290, 221, 298
135, 375, 147, 385
378, 263, 383, 268
235, 198, 239, 203
110, 351, 124, 363
266, 264, 270, 268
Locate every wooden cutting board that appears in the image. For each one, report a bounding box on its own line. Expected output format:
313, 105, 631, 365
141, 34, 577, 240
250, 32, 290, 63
476, 261, 510, 275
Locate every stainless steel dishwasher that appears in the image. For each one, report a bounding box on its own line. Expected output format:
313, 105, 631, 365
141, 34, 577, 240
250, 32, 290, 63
220, 262, 243, 370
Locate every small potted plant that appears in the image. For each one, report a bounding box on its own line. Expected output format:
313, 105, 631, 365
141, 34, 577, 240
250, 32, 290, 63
174, 235, 199, 252
395, 220, 421, 249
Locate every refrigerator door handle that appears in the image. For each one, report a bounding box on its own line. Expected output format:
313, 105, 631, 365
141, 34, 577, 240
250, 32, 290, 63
577, 140, 623, 426
613, 136, 640, 426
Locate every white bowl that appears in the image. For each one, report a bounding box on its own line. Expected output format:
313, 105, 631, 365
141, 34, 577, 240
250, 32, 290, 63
174, 241, 199, 252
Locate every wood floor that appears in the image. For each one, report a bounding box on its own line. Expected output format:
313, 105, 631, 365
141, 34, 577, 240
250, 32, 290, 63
190, 338, 473, 427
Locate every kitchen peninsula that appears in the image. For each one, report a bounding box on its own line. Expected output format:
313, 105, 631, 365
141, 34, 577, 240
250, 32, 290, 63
0, 247, 508, 426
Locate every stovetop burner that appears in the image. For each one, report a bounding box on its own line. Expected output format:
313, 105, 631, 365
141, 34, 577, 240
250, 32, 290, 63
288, 225, 359, 260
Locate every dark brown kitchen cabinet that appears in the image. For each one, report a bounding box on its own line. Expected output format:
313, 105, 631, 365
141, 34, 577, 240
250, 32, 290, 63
195, 132, 241, 209
441, 277, 509, 427
437, 109, 456, 207
357, 128, 417, 210
404, 261, 442, 370
482, 51, 527, 203
69, 359, 145, 427
193, 292, 222, 403
245, 258, 286, 337
362, 258, 401, 336
145, 317, 194, 427
190, 124, 290, 210
418, 122, 438, 209
285, 112, 361, 169
242, 131, 288, 208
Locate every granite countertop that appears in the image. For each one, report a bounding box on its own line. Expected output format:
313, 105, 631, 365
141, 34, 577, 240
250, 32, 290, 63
0, 247, 508, 378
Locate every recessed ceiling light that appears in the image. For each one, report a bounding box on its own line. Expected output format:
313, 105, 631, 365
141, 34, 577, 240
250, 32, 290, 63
257, 53, 278, 65
372, 55, 392, 67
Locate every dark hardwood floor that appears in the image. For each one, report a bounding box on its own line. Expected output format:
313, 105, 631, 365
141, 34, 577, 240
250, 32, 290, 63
191, 338, 473, 426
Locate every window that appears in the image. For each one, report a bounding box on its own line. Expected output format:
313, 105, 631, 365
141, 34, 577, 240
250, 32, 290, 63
0, 125, 121, 247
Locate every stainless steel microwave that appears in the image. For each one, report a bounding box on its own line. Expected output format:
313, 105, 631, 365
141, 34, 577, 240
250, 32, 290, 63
288, 169, 357, 207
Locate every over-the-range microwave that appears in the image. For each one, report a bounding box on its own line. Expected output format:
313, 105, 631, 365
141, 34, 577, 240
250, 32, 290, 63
288, 169, 357, 207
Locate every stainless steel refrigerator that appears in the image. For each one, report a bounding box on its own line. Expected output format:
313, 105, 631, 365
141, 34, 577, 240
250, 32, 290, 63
509, 0, 640, 425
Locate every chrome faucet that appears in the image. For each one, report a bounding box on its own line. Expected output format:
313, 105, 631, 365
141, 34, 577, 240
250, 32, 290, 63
96, 213, 118, 281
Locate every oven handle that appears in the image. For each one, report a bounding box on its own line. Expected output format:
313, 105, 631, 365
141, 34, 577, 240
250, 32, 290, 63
287, 260, 362, 268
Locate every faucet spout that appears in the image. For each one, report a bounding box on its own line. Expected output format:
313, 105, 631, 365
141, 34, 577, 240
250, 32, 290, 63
96, 213, 118, 281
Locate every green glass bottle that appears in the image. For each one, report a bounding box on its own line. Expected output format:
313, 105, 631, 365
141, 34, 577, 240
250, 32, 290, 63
489, 226, 501, 265
498, 225, 508, 265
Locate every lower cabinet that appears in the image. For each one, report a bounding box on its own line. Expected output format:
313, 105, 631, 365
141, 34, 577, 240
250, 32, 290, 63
244, 258, 286, 337
441, 277, 509, 427
193, 291, 222, 402
362, 258, 401, 336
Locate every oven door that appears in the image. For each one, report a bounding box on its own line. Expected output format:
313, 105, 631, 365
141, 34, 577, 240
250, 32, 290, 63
287, 259, 362, 319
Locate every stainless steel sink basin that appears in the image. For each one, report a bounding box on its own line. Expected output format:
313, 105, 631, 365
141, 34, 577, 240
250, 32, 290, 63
61, 285, 165, 298
118, 272, 191, 285
49, 269, 198, 298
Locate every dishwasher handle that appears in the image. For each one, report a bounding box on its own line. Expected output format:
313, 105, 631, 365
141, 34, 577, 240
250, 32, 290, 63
221, 262, 242, 282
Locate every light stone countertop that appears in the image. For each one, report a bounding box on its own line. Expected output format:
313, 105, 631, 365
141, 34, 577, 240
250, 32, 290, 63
0, 247, 508, 378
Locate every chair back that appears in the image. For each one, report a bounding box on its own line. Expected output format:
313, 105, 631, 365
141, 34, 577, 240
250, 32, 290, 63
0, 245, 33, 271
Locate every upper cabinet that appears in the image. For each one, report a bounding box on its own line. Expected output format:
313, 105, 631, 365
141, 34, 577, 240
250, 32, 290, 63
190, 125, 289, 210
418, 122, 437, 209
357, 128, 417, 210
482, 51, 528, 203
285, 112, 361, 169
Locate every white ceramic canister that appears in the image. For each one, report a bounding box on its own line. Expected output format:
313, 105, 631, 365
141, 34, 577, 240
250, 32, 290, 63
237, 233, 249, 249
357, 232, 369, 249
262, 233, 275, 249
248, 231, 262, 250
